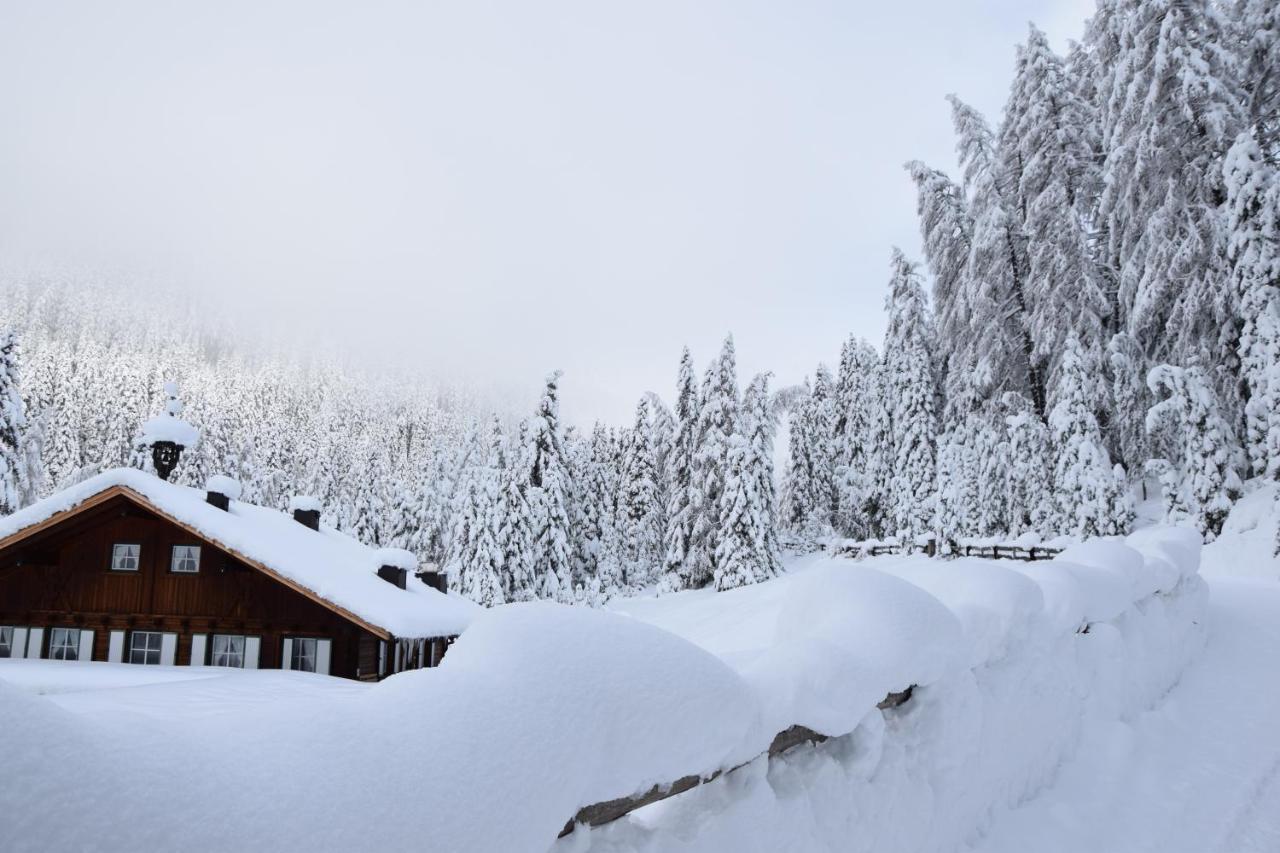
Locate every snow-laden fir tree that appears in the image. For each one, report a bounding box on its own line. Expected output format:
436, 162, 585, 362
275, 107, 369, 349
617, 398, 663, 586
1001, 24, 1109, 400
1093, 0, 1245, 395
742, 372, 783, 573
1106, 332, 1150, 488
686, 336, 739, 588
500, 420, 537, 601
780, 378, 818, 538
525, 371, 575, 602
1002, 392, 1053, 535
1224, 134, 1280, 478
974, 415, 1009, 536
905, 161, 974, 418
661, 348, 700, 591
714, 372, 781, 590
1051, 334, 1131, 538
948, 94, 1042, 413
881, 249, 937, 540
936, 416, 983, 540
0, 330, 27, 515
832, 337, 881, 538
808, 364, 838, 531
16, 411, 46, 509
1146, 362, 1244, 542
461, 417, 507, 607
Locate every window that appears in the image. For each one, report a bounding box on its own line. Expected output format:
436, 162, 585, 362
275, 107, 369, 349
129, 631, 163, 665
210, 634, 245, 668
48, 628, 80, 661
0, 626, 13, 658
170, 545, 201, 574
290, 638, 318, 673
111, 543, 141, 571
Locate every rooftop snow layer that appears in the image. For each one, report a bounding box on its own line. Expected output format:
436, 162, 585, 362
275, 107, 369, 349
0, 468, 476, 638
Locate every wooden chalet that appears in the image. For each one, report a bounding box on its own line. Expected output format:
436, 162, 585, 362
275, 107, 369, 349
0, 469, 475, 680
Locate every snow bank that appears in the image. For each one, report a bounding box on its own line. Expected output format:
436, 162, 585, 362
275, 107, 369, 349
563, 527, 1209, 853
1200, 479, 1280, 581
0, 528, 1207, 853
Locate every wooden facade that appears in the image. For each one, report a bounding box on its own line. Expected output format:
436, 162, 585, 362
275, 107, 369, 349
0, 488, 450, 679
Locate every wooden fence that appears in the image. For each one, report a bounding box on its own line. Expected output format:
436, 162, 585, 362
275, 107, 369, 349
830, 539, 1064, 562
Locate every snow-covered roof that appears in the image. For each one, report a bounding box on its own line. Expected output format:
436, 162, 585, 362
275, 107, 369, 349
0, 468, 476, 639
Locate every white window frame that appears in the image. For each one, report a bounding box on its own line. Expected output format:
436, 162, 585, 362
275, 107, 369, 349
0, 626, 14, 658
128, 630, 164, 665
48, 627, 81, 661
111, 543, 142, 572
169, 544, 201, 574
288, 637, 318, 673
210, 633, 246, 668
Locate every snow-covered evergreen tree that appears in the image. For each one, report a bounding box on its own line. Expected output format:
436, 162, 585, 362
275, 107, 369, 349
462, 417, 508, 607
905, 160, 976, 418
0, 330, 27, 515
1094, 0, 1245, 391
617, 398, 662, 586
1146, 362, 1244, 542
660, 348, 700, 591
948, 94, 1042, 413
832, 337, 881, 537
526, 371, 575, 602
1002, 392, 1053, 535
882, 249, 937, 540
1002, 25, 1109, 399
1224, 133, 1280, 478
686, 336, 739, 588
1051, 334, 1131, 538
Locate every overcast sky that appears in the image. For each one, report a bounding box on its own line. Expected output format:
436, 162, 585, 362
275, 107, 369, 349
0, 0, 1094, 427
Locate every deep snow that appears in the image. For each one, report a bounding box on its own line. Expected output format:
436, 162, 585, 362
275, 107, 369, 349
0, 526, 1220, 853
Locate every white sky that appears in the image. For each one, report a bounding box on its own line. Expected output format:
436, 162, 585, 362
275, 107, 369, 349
0, 0, 1094, 428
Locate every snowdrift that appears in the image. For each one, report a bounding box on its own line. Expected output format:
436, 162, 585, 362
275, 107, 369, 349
0, 528, 1206, 853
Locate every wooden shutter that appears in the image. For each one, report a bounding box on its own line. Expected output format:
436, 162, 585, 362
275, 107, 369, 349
281, 638, 294, 671
244, 636, 260, 669
160, 633, 178, 666
189, 634, 207, 666
315, 639, 332, 676
107, 630, 125, 663
11, 627, 29, 659
378, 640, 387, 677
25, 627, 44, 659
77, 629, 95, 662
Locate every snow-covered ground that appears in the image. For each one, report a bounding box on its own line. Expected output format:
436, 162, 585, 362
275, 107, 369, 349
2, 523, 1229, 853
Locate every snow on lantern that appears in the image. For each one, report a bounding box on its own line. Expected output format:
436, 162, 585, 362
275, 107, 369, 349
137, 381, 201, 481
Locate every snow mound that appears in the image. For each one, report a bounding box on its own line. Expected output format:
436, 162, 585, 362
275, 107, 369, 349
371, 547, 417, 571
877, 556, 1045, 667
288, 494, 322, 512
751, 565, 963, 736
204, 475, 243, 500
138, 414, 200, 448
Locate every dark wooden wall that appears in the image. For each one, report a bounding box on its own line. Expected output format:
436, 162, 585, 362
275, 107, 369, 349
0, 494, 384, 679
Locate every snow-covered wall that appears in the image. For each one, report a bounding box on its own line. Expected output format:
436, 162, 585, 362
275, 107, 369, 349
560, 527, 1209, 853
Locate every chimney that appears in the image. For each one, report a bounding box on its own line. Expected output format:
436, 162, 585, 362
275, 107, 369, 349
289, 495, 322, 531
205, 476, 242, 512
372, 548, 418, 591
377, 565, 408, 589
418, 567, 448, 595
